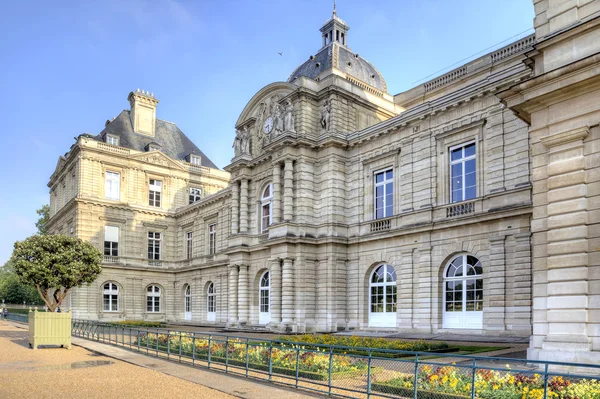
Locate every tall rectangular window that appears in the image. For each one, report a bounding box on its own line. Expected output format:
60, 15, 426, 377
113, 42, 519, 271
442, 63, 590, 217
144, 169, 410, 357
186, 231, 193, 260
105, 171, 120, 200
189, 187, 202, 204
148, 232, 161, 260
374, 168, 393, 219
149, 179, 162, 207
208, 224, 216, 255
104, 226, 119, 256
450, 142, 476, 203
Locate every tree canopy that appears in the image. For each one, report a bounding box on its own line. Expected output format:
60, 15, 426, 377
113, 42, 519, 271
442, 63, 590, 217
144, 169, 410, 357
0, 262, 43, 305
35, 204, 50, 235
10, 235, 102, 311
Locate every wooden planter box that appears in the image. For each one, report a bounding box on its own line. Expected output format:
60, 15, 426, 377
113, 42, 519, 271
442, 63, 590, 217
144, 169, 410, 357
29, 310, 72, 350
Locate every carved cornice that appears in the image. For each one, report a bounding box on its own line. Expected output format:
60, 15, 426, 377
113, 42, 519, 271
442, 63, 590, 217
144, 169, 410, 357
142, 221, 169, 230
99, 216, 127, 224
540, 126, 589, 148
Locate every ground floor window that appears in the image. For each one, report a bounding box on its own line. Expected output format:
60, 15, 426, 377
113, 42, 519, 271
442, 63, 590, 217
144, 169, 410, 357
443, 254, 483, 329
103, 282, 118, 312
147, 285, 161, 312
259, 271, 270, 325
369, 264, 397, 328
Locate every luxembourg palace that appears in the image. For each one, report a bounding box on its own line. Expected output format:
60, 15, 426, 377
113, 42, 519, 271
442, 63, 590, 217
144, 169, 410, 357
47, 1, 600, 365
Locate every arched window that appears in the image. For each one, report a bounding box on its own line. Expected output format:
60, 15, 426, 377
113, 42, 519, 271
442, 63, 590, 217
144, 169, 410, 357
443, 255, 483, 329
207, 282, 216, 322
103, 282, 119, 312
259, 271, 270, 325
184, 285, 191, 320
147, 285, 161, 313
369, 264, 397, 327
261, 184, 273, 232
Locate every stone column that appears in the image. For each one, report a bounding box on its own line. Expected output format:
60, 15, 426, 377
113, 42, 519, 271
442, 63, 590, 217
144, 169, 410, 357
512, 233, 532, 334
413, 247, 432, 332
228, 265, 238, 326
281, 257, 294, 328
237, 265, 249, 325
231, 181, 239, 235
272, 163, 282, 223
269, 258, 282, 326
487, 236, 507, 331
240, 179, 249, 233
540, 127, 591, 354
283, 159, 294, 221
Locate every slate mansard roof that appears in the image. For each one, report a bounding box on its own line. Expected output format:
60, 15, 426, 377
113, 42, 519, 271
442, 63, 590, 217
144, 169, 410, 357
94, 110, 218, 169
287, 42, 387, 93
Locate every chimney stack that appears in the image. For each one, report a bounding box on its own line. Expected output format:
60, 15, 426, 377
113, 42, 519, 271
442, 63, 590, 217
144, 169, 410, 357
128, 89, 159, 136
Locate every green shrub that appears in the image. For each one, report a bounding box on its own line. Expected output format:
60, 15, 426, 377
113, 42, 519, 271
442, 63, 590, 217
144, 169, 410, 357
276, 334, 449, 353
108, 320, 165, 328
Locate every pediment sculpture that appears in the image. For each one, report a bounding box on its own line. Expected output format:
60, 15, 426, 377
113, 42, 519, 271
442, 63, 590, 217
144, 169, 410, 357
233, 126, 251, 157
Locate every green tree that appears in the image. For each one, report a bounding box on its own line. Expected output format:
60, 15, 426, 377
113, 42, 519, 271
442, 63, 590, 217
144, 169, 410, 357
0, 262, 43, 305
10, 235, 102, 311
35, 204, 50, 235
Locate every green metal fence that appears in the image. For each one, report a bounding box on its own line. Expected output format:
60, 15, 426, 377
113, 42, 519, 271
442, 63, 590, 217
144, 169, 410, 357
66, 319, 600, 399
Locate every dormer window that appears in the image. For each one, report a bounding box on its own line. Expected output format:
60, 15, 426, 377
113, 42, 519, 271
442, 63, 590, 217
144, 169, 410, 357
190, 155, 201, 166
145, 142, 161, 152
106, 134, 119, 146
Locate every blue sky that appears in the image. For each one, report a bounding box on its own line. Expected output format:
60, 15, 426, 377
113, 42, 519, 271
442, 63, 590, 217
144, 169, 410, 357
0, 0, 534, 264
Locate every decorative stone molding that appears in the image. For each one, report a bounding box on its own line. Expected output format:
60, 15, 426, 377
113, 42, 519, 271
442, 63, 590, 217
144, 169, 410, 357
540, 126, 589, 148
98, 216, 127, 224
142, 221, 169, 230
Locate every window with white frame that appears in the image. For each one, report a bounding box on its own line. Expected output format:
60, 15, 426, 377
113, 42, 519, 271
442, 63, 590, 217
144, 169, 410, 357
207, 282, 216, 313
148, 232, 161, 260
103, 282, 119, 312
184, 285, 191, 313
261, 183, 273, 232
450, 142, 476, 203
186, 231, 193, 260
374, 168, 393, 219
208, 223, 216, 255
105, 171, 120, 200
190, 155, 201, 165
148, 179, 162, 207
106, 134, 119, 146
189, 187, 202, 204
146, 285, 161, 312
104, 226, 119, 257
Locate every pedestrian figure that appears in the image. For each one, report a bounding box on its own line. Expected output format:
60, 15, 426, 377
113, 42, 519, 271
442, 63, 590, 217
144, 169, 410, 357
3, 308, 8, 320
56, 307, 61, 313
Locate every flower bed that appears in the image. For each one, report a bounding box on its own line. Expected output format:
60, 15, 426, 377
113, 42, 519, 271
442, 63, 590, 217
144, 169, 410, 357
136, 333, 368, 381
109, 321, 164, 328
276, 334, 449, 356
372, 365, 600, 399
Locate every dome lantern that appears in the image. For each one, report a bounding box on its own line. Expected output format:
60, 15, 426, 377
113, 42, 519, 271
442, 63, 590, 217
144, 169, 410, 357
320, 1, 349, 47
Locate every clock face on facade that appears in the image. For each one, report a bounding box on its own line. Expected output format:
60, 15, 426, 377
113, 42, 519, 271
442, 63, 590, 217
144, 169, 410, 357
263, 116, 274, 134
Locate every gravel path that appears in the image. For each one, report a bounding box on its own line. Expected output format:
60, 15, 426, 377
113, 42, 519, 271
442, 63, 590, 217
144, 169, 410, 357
0, 321, 234, 399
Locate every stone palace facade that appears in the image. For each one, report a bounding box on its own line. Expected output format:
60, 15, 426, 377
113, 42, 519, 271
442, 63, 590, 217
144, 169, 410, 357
47, 1, 600, 365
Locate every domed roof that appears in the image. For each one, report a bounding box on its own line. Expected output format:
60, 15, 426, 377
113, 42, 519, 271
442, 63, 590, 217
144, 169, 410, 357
287, 43, 387, 93
287, 9, 387, 93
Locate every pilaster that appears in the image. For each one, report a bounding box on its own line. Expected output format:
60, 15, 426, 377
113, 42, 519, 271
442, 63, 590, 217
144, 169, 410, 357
487, 235, 507, 331
227, 265, 238, 326
398, 249, 414, 329
269, 258, 282, 326
231, 181, 239, 234
237, 265, 249, 325
281, 257, 294, 329
272, 163, 282, 223
283, 159, 294, 221
240, 179, 249, 233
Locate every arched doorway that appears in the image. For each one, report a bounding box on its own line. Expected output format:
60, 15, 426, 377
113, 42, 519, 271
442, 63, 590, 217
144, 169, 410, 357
369, 264, 397, 328
206, 282, 216, 322
259, 271, 271, 325
184, 285, 191, 321
443, 255, 483, 329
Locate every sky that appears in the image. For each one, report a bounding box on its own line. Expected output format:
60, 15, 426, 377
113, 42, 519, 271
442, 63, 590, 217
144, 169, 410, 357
0, 0, 534, 264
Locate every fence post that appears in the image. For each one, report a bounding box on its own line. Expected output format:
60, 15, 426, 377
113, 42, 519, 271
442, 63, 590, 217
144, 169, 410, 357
413, 354, 419, 399
268, 341, 273, 381
295, 346, 300, 388
367, 349, 372, 398
245, 338, 250, 377
167, 331, 171, 360
208, 335, 212, 369
225, 337, 230, 373
155, 328, 159, 357
137, 328, 140, 351
543, 363, 549, 398
328, 346, 333, 396
470, 359, 476, 399
122, 326, 125, 347
179, 333, 182, 362
192, 333, 196, 366
146, 328, 149, 354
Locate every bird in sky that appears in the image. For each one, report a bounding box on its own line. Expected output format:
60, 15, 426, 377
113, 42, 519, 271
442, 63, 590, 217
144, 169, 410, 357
278, 52, 283, 56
